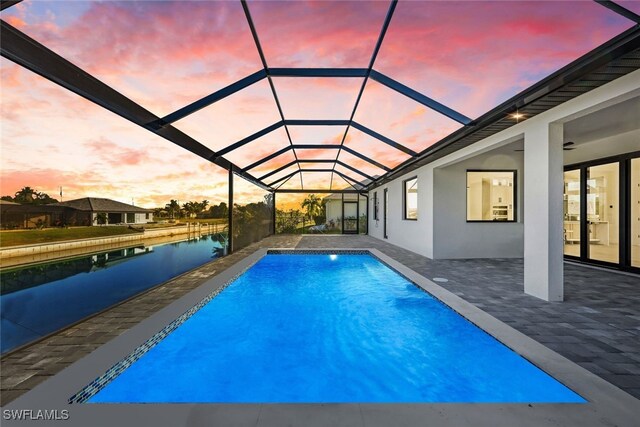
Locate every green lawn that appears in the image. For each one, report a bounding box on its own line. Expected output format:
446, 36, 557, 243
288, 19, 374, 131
0, 227, 139, 248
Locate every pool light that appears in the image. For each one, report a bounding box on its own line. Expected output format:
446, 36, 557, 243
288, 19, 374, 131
329, 254, 338, 261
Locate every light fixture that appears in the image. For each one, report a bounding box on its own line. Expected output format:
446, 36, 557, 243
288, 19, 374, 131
511, 109, 524, 122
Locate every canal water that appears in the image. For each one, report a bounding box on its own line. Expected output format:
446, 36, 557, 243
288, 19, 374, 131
0, 233, 227, 354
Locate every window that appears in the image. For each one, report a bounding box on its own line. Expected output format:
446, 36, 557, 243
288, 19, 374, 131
383, 188, 388, 239
466, 171, 516, 222
403, 177, 418, 220
126, 213, 136, 223
373, 192, 379, 220
145, 213, 150, 220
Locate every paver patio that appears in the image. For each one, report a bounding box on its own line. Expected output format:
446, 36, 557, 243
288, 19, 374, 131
1, 234, 638, 405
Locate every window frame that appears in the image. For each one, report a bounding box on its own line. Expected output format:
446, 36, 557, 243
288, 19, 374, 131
373, 191, 379, 220
403, 176, 418, 221
465, 169, 517, 223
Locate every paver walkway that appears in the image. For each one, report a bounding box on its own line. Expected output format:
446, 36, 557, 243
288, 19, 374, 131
1, 234, 638, 405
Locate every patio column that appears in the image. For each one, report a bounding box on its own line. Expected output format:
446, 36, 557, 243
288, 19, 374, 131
523, 122, 564, 301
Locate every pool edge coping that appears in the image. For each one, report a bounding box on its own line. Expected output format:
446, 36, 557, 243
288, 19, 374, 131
2, 247, 639, 427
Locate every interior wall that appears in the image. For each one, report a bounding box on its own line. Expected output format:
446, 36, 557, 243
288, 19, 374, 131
433, 151, 524, 259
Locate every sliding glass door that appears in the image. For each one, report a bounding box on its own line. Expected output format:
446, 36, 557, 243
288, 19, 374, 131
586, 162, 619, 264
632, 158, 640, 268
564, 152, 639, 272
563, 169, 581, 258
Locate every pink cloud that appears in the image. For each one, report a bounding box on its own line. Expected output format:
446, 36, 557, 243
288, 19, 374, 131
250, 150, 298, 177
274, 77, 362, 120
84, 138, 146, 166
354, 80, 462, 153
5, 1, 264, 115
375, 0, 634, 118
248, 0, 390, 68
343, 129, 410, 168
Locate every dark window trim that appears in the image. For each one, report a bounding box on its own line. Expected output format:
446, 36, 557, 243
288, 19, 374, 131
466, 169, 518, 223
373, 191, 379, 221
403, 176, 418, 221
383, 188, 388, 239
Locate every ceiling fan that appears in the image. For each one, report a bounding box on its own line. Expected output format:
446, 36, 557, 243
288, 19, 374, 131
514, 142, 576, 152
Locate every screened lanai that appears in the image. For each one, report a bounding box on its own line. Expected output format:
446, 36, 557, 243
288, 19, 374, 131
1, 0, 639, 247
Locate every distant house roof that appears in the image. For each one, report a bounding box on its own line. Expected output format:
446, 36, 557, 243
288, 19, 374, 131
323, 193, 342, 201
323, 193, 367, 201
50, 197, 152, 213
0, 200, 19, 205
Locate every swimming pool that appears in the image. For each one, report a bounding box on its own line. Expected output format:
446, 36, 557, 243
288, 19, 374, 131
0, 234, 227, 354
76, 252, 584, 403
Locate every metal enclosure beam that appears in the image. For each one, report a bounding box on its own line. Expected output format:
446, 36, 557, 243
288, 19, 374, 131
0, 20, 272, 192
342, 146, 391, 171
269, 68, 368, 77
336, 160, 375, 182
216, 121, 283, 157
284, 120, 350, 126
595, 0, 640, 23
334, 170, 366, 188
271, 191, 276, 235
258, 160, 298, 181
331, 0, 398, 171
369, 70, 472, 125
268, 170, 299, 187
275, 189, 364, 194
158, 70, 267, 126
351, 122, 417, 156
1, 1, 22, 11
366, 25, 640, 191
241, 0, 302, 188
243, 146, 292, 171
228, 168, 234, 254
291, 144, 341, 150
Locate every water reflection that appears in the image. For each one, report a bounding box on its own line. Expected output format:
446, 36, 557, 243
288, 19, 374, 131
0, 233, 227, 354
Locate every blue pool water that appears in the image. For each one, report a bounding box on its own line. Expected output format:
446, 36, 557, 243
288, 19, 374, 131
88, 254, 584, 403
0, 234, 226, 354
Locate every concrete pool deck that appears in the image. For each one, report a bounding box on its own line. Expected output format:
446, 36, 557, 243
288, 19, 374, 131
1, 235, 639, 426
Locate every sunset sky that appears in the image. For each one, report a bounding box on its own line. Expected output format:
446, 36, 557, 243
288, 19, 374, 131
0, 0, 635, 209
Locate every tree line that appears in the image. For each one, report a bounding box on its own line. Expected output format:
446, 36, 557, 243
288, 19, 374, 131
155, 200, 229, 219
1, 187, 58, 205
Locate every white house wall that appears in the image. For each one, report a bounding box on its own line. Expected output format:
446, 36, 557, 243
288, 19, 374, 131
367, 69, 640, 300
433, 152, 524, 259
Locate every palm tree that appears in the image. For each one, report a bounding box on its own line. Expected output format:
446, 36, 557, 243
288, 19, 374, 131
11, 186, 58, 205
301, 194, 322, 227
165, 199, 181, 219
